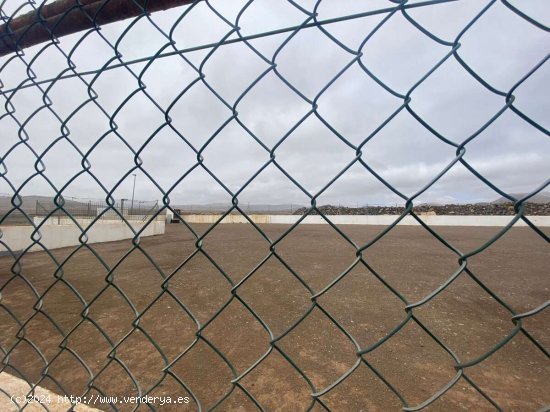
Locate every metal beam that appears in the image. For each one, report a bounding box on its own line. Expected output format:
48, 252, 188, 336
0, 0, 195, 56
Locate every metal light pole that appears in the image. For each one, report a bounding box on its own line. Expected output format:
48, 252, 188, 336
131, 173, 136, 215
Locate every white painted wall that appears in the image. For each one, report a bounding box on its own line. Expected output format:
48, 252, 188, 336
165, 209, 174, 224
179, 214, 550, 227
0, 217, 165, 253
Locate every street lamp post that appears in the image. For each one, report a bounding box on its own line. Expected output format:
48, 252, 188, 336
131, 173, 136, 215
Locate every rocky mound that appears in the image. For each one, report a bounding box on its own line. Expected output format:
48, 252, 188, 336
293, 203, 550, 216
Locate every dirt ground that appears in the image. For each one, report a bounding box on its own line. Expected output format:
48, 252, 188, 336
0, 223, 548, 411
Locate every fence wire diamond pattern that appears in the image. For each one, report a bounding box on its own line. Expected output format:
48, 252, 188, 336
0, 0, 549, 411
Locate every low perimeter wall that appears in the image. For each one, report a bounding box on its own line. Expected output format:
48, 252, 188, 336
181, 214, 550, 227
0, 217, 165, 253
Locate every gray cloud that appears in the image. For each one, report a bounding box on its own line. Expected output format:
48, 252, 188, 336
0, 0, 548, 207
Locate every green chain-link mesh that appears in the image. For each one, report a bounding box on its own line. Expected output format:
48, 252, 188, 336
0, 0, 548, 411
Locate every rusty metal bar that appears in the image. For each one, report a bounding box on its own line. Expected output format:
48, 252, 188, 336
0, 0, 195, 57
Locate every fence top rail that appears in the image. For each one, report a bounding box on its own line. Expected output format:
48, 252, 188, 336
0, 0, 195, 57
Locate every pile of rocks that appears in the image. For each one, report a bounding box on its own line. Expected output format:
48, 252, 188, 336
293, 203, 550, 216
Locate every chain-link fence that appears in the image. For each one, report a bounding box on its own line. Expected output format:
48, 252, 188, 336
0, 0, 549, 411
0, 195, 160, 225
35, 197, 160, 220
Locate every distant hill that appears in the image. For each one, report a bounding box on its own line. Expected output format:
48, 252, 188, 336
0, 195, 91, 213
491, 193, 550, 204
0, 195, 51, 214
1, 197, 301, 214
174, 203, 304, 213
4, 192, 549, 216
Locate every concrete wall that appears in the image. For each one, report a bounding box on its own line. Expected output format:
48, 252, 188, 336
180, 214, 550, 227
0, 217, 165, 253
165, 209, 174, 223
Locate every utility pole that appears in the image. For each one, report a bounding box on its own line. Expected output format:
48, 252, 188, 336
131, 173, 136, 215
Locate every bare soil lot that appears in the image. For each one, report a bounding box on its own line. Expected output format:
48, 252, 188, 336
0, 223, 548, 411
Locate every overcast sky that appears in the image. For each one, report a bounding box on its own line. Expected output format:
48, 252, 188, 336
0, 0, 548, 206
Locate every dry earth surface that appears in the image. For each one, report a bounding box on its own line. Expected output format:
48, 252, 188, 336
0, 223, 548, 411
